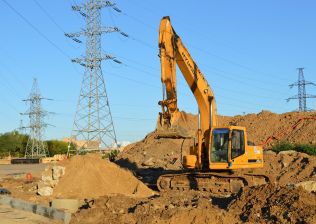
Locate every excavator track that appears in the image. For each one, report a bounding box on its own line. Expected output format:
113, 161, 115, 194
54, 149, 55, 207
157, 172, 269, 196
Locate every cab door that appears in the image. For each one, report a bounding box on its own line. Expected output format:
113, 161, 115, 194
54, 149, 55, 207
230, 129, 247, 165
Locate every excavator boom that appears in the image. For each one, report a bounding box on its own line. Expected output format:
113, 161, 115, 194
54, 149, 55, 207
158, 16, 218, 167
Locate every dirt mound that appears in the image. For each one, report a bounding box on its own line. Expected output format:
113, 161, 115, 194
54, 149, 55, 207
117, 110, 316, 173
53, 154, 154, 199
117, 132, 194, 170
229, 184, 316, 223
259, 151, 316, 185
154, 110, 316, 145
70, 191, 237, 224
70, 184, 316, 224
221, 110, 316, 146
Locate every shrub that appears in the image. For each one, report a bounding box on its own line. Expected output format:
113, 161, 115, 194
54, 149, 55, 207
272, 141, 316, 155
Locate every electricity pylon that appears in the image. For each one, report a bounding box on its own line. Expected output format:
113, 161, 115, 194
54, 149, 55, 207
65, 0, 128, 153
21, 78, 52, 158
287, 68, 316, 111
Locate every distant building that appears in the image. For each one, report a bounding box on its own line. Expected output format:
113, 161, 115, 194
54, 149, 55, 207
63, 137, 100, 150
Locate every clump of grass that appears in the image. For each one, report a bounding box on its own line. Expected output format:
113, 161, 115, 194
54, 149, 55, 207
272, 141, 316, 155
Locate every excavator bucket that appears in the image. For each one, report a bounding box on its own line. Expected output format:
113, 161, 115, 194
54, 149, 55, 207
156, 111, 196, 139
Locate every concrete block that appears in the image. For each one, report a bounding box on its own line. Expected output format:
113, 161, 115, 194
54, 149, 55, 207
0, 195, 72, 224
52, 199, 79, 213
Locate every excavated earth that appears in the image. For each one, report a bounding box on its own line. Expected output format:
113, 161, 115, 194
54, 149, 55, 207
70, 184, 316, 224
70, 111, 316, 224
117, 110, 316, 172
2, 111, 316, 223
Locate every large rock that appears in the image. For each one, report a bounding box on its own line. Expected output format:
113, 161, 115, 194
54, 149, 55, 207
295, 181, 316, 193
278, 150, 297, 155
142, 157, 154, 166
37, 181, 53, 196
41, 167, 53, 182
52, 166, 65, 180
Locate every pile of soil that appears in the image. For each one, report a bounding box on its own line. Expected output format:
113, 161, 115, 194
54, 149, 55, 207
116, 132, 194, 170
229, 184, 316, 223
52, 154, 154, 199
259, 151, 316, 185
117, 110, 316, 172
70, 184, 316, 224
221, 110, 316, 146
70, 190, 236, 224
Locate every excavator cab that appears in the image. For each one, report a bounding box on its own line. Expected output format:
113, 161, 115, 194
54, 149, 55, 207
209, 126, 263, 170
184, 126, 263, 170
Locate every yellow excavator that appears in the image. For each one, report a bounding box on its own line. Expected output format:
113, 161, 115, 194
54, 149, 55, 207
156, 17, 268, 195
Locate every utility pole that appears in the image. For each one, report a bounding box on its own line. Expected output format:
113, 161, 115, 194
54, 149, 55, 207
65, 0, 127, 153
21, 78, 52, 158
287, 68, 316, 111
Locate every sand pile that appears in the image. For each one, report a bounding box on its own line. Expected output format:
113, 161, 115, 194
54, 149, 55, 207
52, 154, 154, 199
229, 184, 316, 223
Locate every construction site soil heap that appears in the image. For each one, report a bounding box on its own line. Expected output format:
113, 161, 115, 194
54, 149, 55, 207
52, 154, 155, 199
117, 110, 316, 171
70, 184, 316, 224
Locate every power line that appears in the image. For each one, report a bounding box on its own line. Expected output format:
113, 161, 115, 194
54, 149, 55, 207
1, 0, 72, 60
117, 5, 291, 85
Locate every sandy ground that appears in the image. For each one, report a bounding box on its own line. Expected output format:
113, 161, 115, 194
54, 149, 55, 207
0, 164, 47, 179
0, 204, 61, 224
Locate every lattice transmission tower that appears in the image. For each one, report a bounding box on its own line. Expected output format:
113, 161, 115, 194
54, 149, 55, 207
287, 68, 316, 111
21, 78, 52, 158
65, 0, 128, 153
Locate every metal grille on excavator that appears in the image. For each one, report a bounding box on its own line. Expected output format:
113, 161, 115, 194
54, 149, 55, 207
157, 172, 269, 196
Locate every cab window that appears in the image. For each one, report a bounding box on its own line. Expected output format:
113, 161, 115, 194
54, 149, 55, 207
211, 129, 229, 163
231, 129, 245, 159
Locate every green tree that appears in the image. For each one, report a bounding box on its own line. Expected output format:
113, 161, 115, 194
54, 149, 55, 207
0, 131, 28, 157
46, 140, 76, 156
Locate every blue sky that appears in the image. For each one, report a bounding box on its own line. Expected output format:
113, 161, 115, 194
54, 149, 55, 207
0, 0, 315, 142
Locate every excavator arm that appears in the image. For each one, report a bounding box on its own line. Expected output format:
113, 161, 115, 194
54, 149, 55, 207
158, 16, 218, 168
